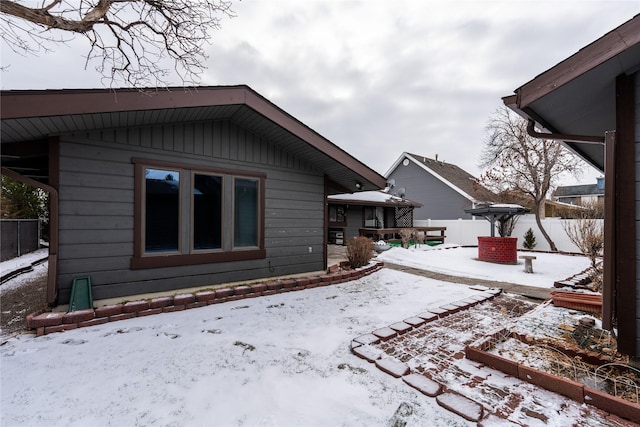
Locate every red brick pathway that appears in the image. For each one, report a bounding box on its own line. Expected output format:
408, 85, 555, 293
351, 292, 639, 426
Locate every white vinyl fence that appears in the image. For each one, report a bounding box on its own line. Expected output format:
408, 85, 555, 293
415, 215, 603, 253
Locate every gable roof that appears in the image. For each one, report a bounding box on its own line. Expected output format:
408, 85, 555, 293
0, 85, 386, 192
503, 14, 640, 172
385, 152, 497, 203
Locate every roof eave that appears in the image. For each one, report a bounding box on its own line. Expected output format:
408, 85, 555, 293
1, 86, 387, 191
514, 15, 640, 109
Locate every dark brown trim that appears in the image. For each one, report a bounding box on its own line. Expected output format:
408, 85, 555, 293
131, 157, 266, 269
1, 86, 387, 190
131, 157, 267, 180
602, 131, 616, 331
516, 16, 640, 108
257, 175, 266, 254
323, 175, 329, 269
526, 119, 605, 144
613, 73, 637, 356
47, 138, 60, 304
0, 86, 247, 119
131, 249, 266, 269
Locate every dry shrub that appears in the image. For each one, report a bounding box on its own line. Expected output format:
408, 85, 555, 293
563, 213, 604, 292
346, 236, 374, 268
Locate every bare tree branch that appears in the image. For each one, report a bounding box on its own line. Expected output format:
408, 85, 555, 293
1, 0, 235, 87
479, 106, 583, 251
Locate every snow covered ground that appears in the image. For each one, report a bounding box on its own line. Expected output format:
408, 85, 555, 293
1, 247, 598, 426
376, 244, 591, 288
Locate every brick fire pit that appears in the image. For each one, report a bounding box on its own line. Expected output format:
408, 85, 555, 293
477, 236, 518, 264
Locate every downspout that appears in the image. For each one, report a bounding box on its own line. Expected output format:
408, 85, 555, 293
526, 120, 616, 332
526, 119, 605, 145
1, 167, 59, 305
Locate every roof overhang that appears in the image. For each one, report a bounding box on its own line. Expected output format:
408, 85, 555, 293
1, 85, 387, 191
503, 14, 640, 172
328, 190, 422, 208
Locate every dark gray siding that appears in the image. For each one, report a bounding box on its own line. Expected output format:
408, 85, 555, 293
344, 205, 363, 241
57, 119, 325, 303
387, 161, 473, 220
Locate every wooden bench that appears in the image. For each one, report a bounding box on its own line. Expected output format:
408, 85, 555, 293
519, 255, 537, 273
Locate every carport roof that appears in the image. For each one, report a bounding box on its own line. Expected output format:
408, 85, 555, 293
1, 85, 386, 192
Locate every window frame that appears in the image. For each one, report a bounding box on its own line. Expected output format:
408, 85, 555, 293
142, 166, 182, 255
328, 204, 347, 226
132, 158, 265, 269
232, 175, 261, 250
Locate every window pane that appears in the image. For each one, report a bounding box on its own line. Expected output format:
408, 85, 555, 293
145, 168, 180, 252
329, 205, 345, 223
234, 178, 258, 247
193, 174, 222, 250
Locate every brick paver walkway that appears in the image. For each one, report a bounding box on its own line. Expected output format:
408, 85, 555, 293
353, 288, 638, 426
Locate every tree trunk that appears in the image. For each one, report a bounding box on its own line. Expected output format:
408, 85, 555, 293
534, 201, 557, 251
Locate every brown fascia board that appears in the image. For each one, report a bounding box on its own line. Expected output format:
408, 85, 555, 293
502, 94, 553, 132
0, 86, 247, 118
0, 85, 386, 189
514, 14, 640, 109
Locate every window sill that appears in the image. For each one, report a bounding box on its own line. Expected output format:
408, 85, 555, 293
131, 249, 266, 269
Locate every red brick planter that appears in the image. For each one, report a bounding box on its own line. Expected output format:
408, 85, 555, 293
477, 237, 517, 264
464, 331, 640, 423
550, 291, 602, 315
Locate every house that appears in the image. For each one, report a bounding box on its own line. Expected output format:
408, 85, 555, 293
494, 189, 585, 219
0, 86, 387, 307
327, 189, 422, 242
552, 177, 605, 206
503, 15, 640, 357
384, 152, 496, 221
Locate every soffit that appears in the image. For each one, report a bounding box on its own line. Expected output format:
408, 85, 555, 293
1, 87, 386, 191
507, 15, 640, 172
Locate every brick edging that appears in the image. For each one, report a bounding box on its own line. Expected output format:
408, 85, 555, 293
464, 332, 640, 423
350, 287, 502, 422
351, 289, 639, 424
27, 261, 385, 336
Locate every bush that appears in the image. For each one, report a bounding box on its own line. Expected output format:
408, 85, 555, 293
562, 215, 604, 292
346, 236, 374, 268
522, 228, 536, 249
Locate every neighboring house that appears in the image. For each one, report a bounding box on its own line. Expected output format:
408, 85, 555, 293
327, 189, 422, 242
552, 177, 605, 206
503, 15, 640, 357
0, 86, 386, 306
543, 200, 587, 219
384, 152, 496, 220
494, 190, 584, 219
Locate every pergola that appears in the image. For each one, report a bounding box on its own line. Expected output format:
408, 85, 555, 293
465, 204, 530, 237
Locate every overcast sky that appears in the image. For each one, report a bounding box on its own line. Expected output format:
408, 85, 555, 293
2, 1, 638, 186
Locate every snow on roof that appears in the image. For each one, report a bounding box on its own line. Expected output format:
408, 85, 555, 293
328, 190, 421, 206
490, 204, 526, 209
